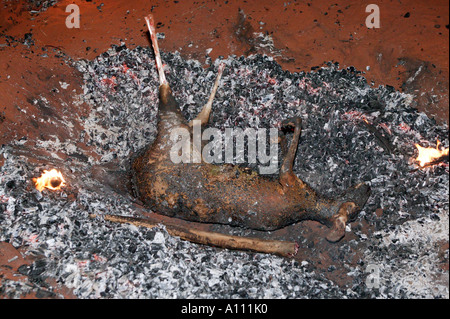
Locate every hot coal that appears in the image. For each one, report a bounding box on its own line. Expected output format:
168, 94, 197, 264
0, 44, 448, 298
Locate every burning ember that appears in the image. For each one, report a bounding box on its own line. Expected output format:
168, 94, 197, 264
415, 140, 449, 167
33, 169, 66, 192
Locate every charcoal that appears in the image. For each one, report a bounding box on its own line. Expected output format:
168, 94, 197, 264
0, 44, 448, 299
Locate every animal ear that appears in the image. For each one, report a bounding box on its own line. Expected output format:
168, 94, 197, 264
279, 117, 302, 188
325, 215, 346, 242
341, 183, 371, 222
325, 202, 355, 242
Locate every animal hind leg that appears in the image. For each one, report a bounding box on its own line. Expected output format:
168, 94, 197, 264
145, 14, 185, 119
145, 14, 167, 86
189, 63, 226, 127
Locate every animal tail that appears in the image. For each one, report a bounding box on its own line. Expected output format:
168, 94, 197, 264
145, 14, 168, 86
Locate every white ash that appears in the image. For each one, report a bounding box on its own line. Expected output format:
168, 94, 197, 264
364, 211, 449, 298
0, 154, 342, 298
1, 44, 448, 298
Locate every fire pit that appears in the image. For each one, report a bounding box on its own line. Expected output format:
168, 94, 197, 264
0, 1, 448, 300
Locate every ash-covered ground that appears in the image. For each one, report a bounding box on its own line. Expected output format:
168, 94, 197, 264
0, 44, 448, 298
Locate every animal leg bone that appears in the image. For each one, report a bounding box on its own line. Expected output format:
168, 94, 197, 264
144, 14, 167, 86
90, 214, 299, 257
189, 63, 226, 127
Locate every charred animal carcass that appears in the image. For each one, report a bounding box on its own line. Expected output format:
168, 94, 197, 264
131, 15, 371, 243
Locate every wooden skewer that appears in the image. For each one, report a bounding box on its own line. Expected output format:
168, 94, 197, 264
90, 213, 299, 257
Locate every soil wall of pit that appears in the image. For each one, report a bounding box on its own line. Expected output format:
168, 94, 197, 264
0, 0, 448, 150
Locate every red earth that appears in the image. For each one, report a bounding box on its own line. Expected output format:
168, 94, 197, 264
1, 0, 448, 148
0, 0, 448, 298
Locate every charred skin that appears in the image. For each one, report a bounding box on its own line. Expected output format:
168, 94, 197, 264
132, 84, 370, 241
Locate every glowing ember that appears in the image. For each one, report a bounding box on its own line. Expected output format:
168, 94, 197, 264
415, 140, 449, 167
34, 169, 66, 192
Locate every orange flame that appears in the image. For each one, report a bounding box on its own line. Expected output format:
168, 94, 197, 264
415, 140, 449, 167
34, 169, 66, 192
